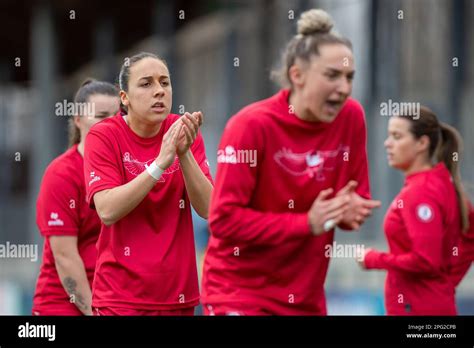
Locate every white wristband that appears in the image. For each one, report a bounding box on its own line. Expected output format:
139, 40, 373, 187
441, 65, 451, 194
146, 161, 164, 181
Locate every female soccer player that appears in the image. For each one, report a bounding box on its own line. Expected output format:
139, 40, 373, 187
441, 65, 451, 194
358, 106, 471, 315
83, 52, 213, 316
33, 79, 120, 315
201, 9, 381, 315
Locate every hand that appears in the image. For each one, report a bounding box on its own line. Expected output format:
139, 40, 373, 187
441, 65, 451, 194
356, 248, 372, 269
177, 112, 202, 157
308, 187, 351, 236
155, 119, 181, 169
336, 181, 381, 229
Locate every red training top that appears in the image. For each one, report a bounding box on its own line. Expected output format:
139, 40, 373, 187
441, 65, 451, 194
202, 89, 371, 315
33, 144, 100, 315
84, 112, 212, 310
364, 163, 461, 315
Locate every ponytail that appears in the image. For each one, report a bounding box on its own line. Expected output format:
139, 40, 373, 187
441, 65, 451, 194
67, 118, 81, 147
436, 122, 470, 232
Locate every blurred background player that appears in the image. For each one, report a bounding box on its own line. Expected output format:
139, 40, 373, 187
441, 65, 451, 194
33, 79, 120, 315
358, 106, 471, 315
84, 52, 213, 316
201, 9, 381, 316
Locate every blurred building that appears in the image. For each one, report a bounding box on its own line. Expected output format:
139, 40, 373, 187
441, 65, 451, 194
0, 0, 472, 314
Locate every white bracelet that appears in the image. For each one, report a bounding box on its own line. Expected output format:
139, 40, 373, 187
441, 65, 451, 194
146, 161, 164, 181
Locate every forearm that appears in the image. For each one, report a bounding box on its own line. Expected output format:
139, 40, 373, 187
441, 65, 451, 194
179, 151, 213, 219
210, 202, 311, 245
95, 170, 157, 226
54, 253, 93, 315
364, 249, 439, 275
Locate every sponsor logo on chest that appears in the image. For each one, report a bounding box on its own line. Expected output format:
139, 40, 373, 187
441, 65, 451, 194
122, 152, 180, 183
273, 144, 350, 181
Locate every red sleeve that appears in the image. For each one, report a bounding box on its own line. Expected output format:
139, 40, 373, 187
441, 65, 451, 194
348, 100, 370, 199
208, 114, 311, 246
83, 129, 123, 208
450, 204, 474, 286
338, 100, 371, 230
36, 167, 79, 236
364, 187, 444, 274
191, 130, 214, 185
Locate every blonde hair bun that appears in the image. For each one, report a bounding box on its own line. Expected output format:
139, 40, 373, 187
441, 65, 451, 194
297, 9, 333, 35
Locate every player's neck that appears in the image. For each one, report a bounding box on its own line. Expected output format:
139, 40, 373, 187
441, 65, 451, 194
77, 141, 84, 157
289, 91, 320, 122
404, 159, 432, 177
125, 113, 161, 138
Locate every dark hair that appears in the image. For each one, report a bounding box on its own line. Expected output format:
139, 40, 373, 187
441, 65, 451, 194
400, 106, 470, 232
118, 52, 167, 92
272, 9, 353, 88
68, 78, 119, 147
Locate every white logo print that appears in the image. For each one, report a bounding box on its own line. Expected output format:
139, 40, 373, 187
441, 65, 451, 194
123, 152, 180, 182
47, 212, 64, 226
88, 171, 101, 186
417, 204, 434, 222
274, 144, 349, 181
306, 154, 323, 167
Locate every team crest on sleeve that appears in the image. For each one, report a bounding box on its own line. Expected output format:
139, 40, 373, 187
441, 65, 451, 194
416, 204, 434, 222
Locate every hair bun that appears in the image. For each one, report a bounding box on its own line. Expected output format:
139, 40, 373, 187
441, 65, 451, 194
297, 9, 334, 36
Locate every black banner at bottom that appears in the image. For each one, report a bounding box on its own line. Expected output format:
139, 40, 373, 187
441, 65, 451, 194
0, 315, 473, 346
